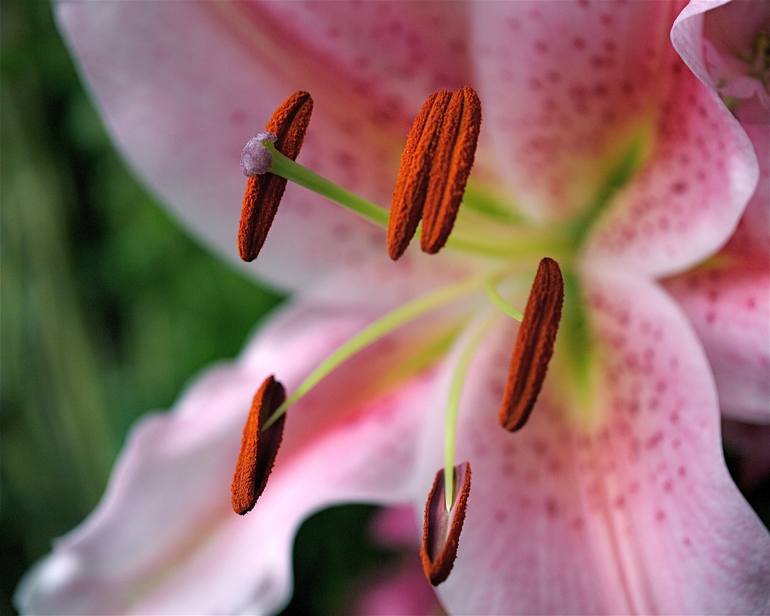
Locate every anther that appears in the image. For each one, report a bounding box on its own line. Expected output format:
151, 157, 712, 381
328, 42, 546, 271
498, 257, 564, 432
387, 87, 482, 260
420, 461, 472, 586
388, 90, 451, 260
231, 375, 287, 515
420, 87, 481, 254
238, 91, 314, 262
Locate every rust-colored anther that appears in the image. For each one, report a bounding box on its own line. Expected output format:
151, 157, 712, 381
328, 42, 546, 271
387, 87, 481, 260
498, 257, 564, 432
231, 375, 287, 515
388, 90, 452, 260
420, 86, 481, 254
420, 462, 472, 586
238, 91, 313, 262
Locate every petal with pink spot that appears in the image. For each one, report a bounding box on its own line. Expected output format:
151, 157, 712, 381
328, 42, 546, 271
416, 270, 770, 614
666, 259, 770, 423
56, 1, 474, 304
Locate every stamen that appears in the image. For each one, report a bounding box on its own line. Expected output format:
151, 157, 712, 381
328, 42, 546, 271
421, 86, 482, 255
498, 257, 564, 432
388, 90, 452, 260
255, 140, 562, 259
241, 91, 554, 259
388, 87, 482, 260
484, 277, 525, 321
264, 141, 389, 228
421, 462, 472, 586
263, 275, 488, 430
231, 375, 287, 515
443, 313, 496, 509
238, 91, 313, 262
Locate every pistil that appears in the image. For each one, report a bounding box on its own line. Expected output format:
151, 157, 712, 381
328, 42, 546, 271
230, 91, 570, 580
238, 91, 313, 261
237, 89, 560, 262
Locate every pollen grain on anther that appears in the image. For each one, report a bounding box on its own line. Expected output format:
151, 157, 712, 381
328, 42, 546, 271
421, 86, 482, 255
388, 89, 451, 260
388, 86, 482, 260
499, 257, 564, 432
421, 461, 472, 586
238, 91, 313, 262
231, 375, 287, 515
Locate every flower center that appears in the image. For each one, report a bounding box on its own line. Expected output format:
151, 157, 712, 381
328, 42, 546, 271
229, 87, 641, 585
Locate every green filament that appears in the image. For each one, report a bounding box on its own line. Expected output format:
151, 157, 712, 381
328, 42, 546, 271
267, 143, 389, 227
443, 314, 498, 510
262, 276, 487, 430
483, 278, 524, 321
265, 143, 568, 259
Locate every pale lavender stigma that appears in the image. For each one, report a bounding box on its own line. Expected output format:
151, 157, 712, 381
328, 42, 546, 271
240, 132, 277, 177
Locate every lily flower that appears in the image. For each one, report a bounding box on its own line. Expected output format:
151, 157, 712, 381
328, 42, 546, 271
18, 1, 770, 614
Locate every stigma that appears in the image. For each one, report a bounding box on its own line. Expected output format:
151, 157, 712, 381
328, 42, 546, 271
240, 132, 276, 177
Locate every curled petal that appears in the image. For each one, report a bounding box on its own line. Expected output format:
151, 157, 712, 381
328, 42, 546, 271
673, 0, 770, 122
666, 124, 770, 422
666, 259, 770, 423
472, 2, 757, 276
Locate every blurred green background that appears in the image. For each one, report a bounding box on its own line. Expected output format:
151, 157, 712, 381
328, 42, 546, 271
1, 2, 398, 614
2, 3, 768, 616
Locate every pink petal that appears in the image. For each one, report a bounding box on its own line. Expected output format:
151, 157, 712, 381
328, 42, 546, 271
665, 124, 769, 422
353, 559, 441, 616
56, 1, 474, 304
370, 505, 423, 549
583, 71, 756, 277
472, 2, 757, 277
352, 506, 442, 616
417, 271, 770, 614
666, 258, 770, 423
673, 0, 770, 122
17, 301, 452, 614
725, 123, 770, 257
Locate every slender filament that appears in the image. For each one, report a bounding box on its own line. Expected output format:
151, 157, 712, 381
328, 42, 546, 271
265, 143, 566, 259
267, 143, 389, 227
263, 275, 491, 430
483, 277, 524, 321
443, 313, 498, 509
